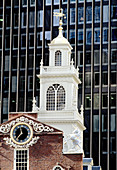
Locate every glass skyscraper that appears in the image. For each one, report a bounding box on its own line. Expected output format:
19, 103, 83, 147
0, 0, 116, 170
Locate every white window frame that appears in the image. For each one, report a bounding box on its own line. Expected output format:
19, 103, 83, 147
55, 50, 62, 66
78, 7, 84, 24
53, 165, 64, 170
94, 6, 100, 23
14, 148, 29, 170
103, 5, 109, 22
46, 85, 65, 111
111, 5, 117, 21
30, 0, 35, 7
22, 0, 27, 7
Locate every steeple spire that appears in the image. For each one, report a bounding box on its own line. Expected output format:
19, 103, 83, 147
53, 8, 66, 37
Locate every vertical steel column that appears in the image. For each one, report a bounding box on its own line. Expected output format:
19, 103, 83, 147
24, 0, 29, 111
82, 1, 86, 109
107, 0, 111, 169
0, 0, 5, 123
75, 0, 78, 68
91, 0, 94, 159
33, 0, 37, 99
67, 0, 70, 41
42, 0, 45, 64
51, 0, 53, 41
16, 0, 22, 112
59, 0, 62, 9
9, 0, 14, 114
99, 0, 103, 166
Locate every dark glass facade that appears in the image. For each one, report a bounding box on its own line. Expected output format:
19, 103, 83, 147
0, 0, 116, 170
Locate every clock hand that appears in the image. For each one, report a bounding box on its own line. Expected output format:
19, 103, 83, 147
16, 128, 23, 140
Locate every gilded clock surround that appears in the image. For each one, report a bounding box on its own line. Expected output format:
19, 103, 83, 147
10, 122, 33, 145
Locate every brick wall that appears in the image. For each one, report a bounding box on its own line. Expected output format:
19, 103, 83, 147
0, 134, 83, 170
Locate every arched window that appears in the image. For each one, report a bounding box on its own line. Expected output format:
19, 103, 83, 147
55, 50, 62, 66
46, 84, 65, 111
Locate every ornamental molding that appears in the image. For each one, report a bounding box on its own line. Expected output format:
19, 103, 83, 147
3, 136, 40, 148
0, 116, 54, 134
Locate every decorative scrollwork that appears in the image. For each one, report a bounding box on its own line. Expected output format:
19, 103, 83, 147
3, 136, 40, 148
0, 116, 54, 133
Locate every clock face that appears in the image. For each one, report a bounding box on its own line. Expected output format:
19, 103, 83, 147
10, 122, 33, 145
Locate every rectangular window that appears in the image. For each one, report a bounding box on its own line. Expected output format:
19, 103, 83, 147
70, 8, 75, 24
29, 11, 35, 27
103, 5, 109, 22
85, 72, 91, 87
29, 33, 34, 48
94, 94, 99, 109
94, 50, 100, 65
53, 9, 59, 26
78, 30, 83, 44
38, 11, 43, 27
93, 115, 99, 132
102, 72, 108, 86
37, 32, 42, 47
103, 28, 108, 43
22, 0, 27, 6
12, 76, 17, 92
86, 51, 91, 65
30, 0, 35, 6
4, 77, 9, 91
94, 72, 99, 86
20, 55, 25, 70
85, 95, 91, 109
46, 0, 51, 5
20, 76, 25, 91
22, 12, 26, 28
86, 6, 92, 23
110, 137, 116, 153
14, 13, 18, 28
102, 94, 108, 108
102, 115, 107, 132
112, 28, 117, 41
13, 35, 18, 49
111, 50, 117, 64
78, 7, 84, 24
28, 76, 33, 91
111, 72, 116, 85
102, 137, 107, 153
4, 55, 9, 71
111, 5, 117, 20
6, 13, 10, 28
102, 50, 108, 64
111, 94, 116, 108
45, 31, 51, 47
14, 0, 19, 7
110, 115, 116, 132
94, 29, 100, 44
94, 6, 100, 23
69, 30, 75, 44
3, 98, 8, 114
86, 30, 92, 44
5, 35, 10, 49
14, 149, 29, 170
21, 34, 26, 48
78, 51, 83, 66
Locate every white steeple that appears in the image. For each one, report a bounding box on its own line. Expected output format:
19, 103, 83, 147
37, 9, 85, 154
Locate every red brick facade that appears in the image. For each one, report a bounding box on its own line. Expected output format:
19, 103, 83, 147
0, 113, 83, 170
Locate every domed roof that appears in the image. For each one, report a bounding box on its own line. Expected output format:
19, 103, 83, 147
51, 33, 69, 45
